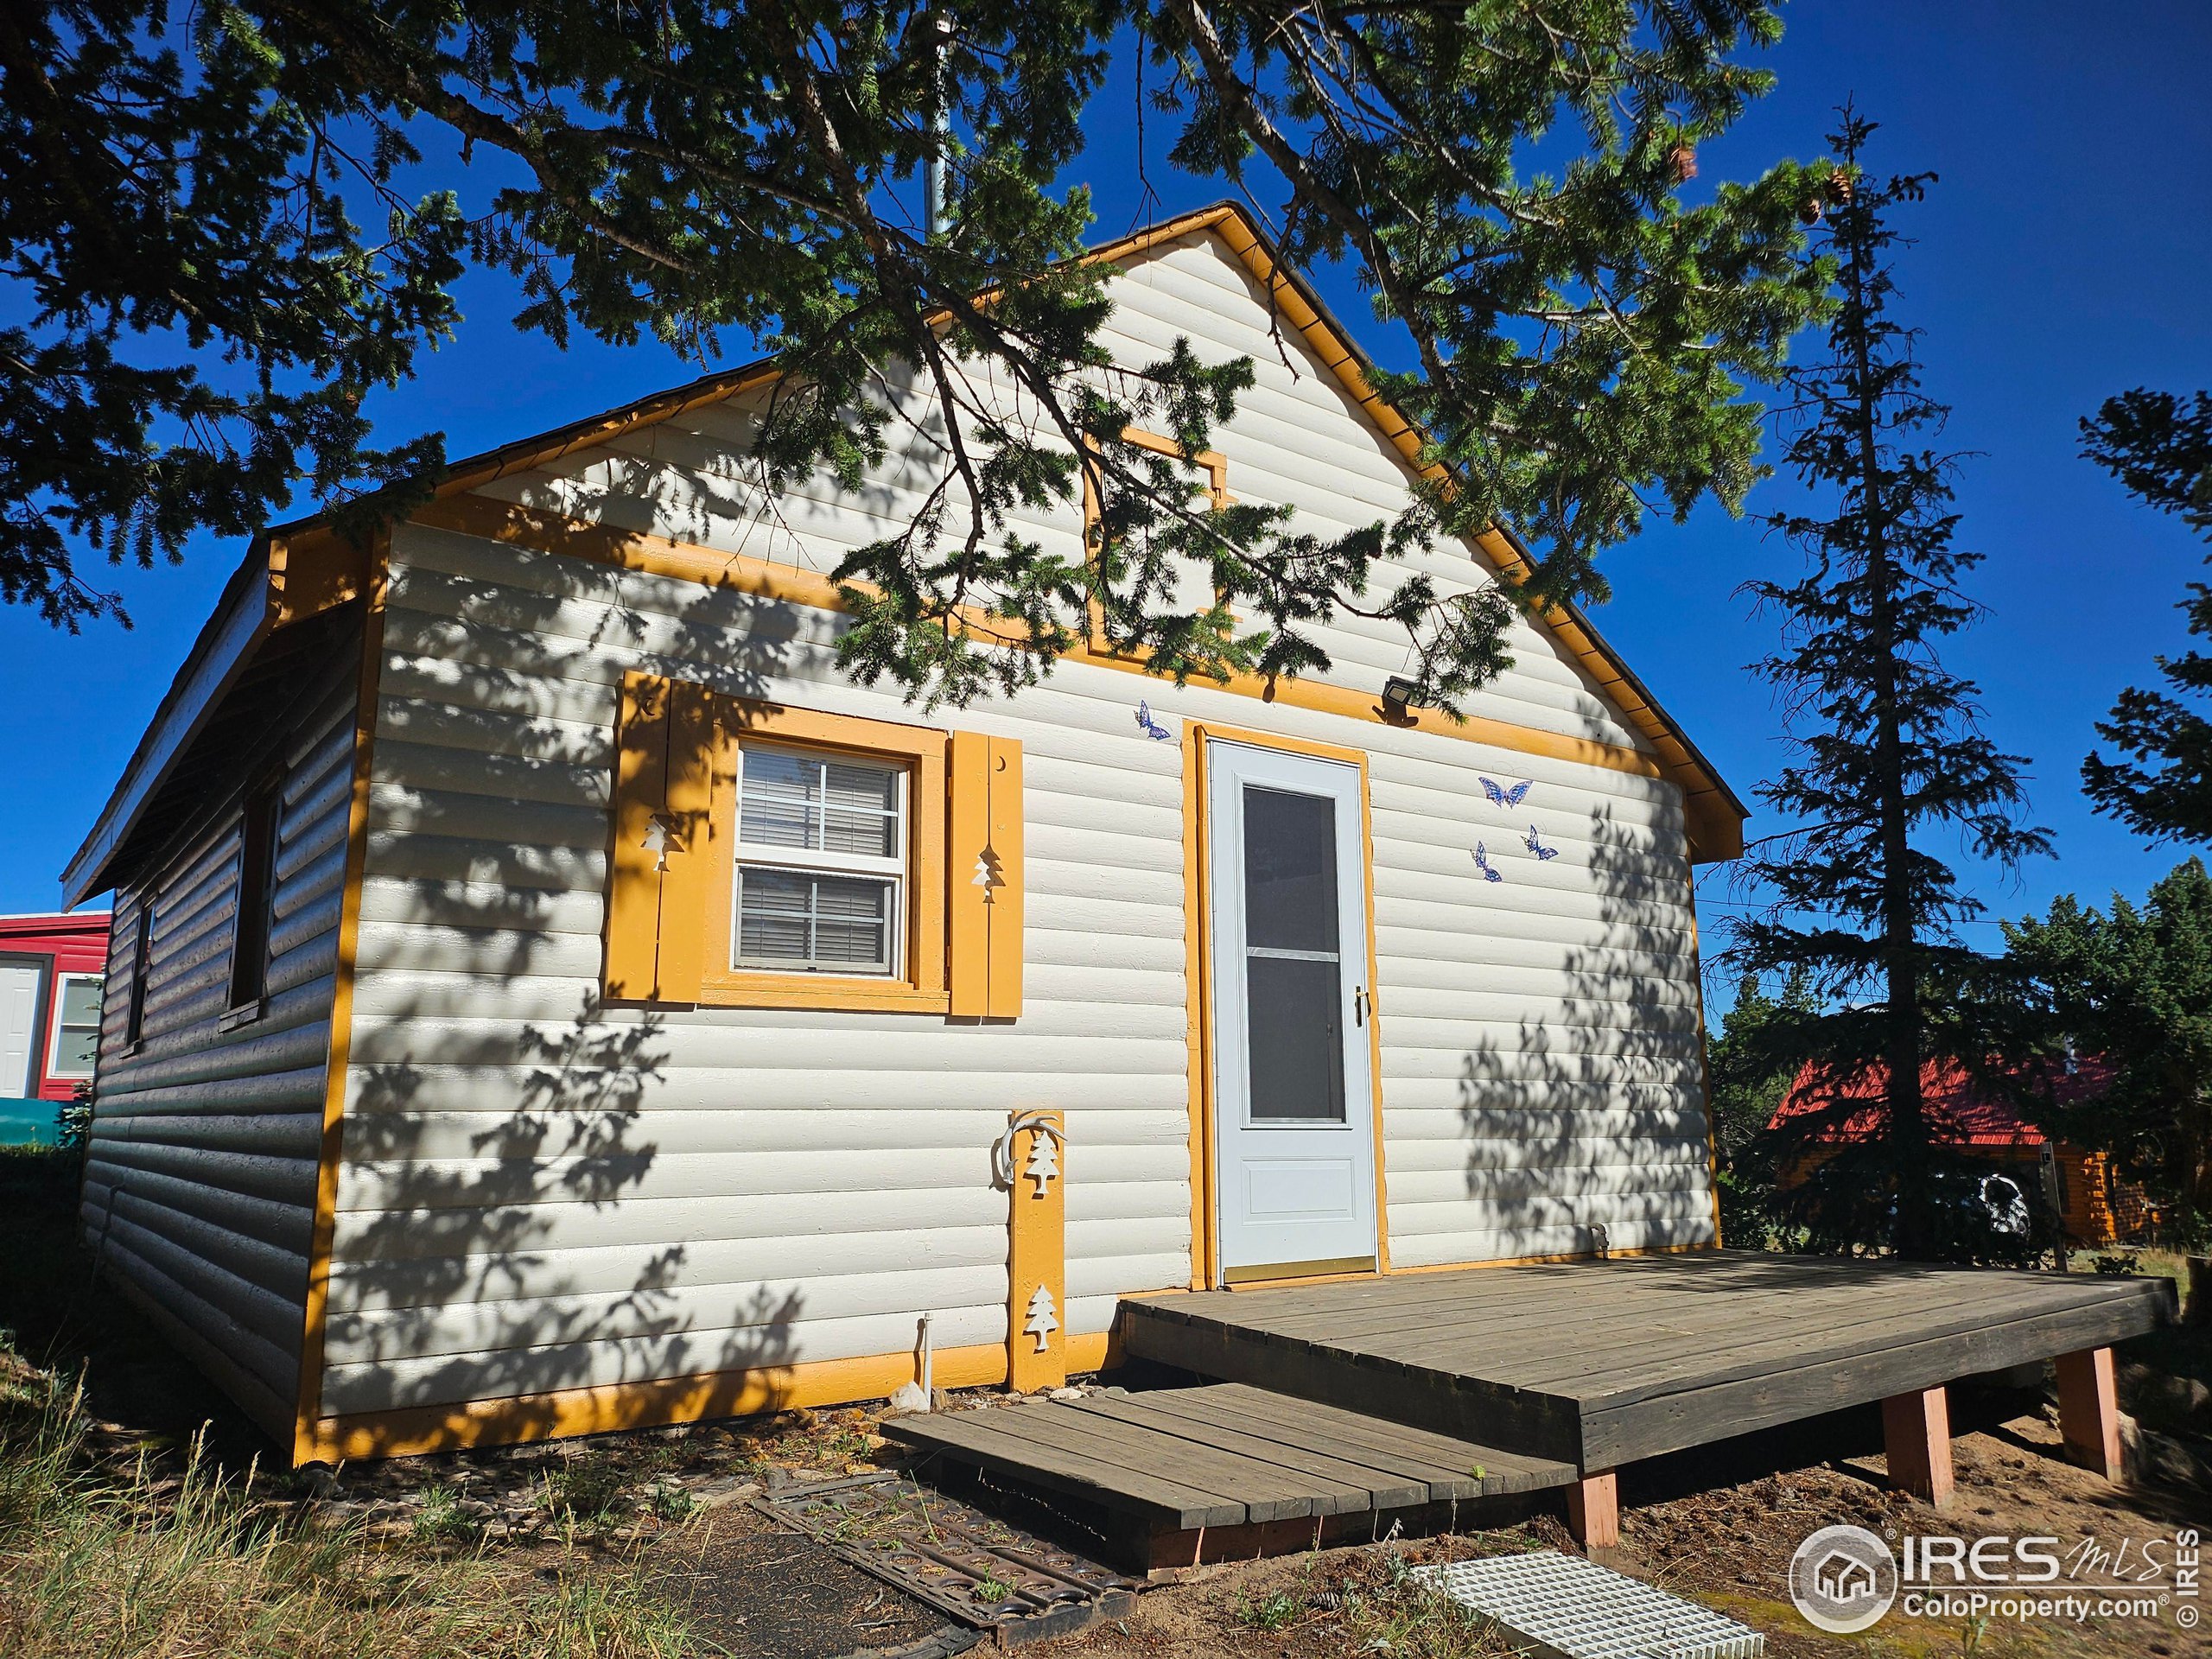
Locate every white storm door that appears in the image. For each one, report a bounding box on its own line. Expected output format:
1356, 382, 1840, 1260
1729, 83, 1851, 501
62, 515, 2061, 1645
1207, 740, 1377, 1279
0, 962, 41, 1097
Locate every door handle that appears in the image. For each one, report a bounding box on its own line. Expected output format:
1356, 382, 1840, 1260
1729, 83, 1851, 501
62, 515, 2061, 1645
1354, 986, 1370, 1027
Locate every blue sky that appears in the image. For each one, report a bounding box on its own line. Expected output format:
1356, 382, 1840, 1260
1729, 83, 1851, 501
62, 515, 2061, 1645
7, 0, 2209, 976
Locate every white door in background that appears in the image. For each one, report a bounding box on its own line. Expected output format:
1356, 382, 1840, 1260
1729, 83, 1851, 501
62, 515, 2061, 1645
1207, 740, 1377, 1280
0, 961, 42, 1097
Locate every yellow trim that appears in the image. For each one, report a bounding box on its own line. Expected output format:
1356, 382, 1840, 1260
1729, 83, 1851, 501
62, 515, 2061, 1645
413, 493, 1688, 801
302, 1331, 1114, 1464
1186, 720, 1389, 1290
1223, 1256, 1376, 1287
291, 530, 391, 1466
1180, 724, 1216, 1291
1083, 426, 1233, 657
1006, 1109, 1069, 1392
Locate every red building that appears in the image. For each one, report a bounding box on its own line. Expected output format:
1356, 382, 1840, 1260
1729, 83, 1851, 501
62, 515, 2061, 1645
0, 912, 112, 1143
1770, 1057, 2156, 1249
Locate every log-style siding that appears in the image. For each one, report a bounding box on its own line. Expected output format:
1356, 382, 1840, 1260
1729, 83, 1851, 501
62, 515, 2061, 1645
81, 641, 360, 1440
312, 226, 1712, 1426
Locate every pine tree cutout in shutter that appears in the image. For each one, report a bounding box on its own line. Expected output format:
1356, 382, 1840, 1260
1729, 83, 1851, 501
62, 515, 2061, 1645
949, 733, 1023, 1018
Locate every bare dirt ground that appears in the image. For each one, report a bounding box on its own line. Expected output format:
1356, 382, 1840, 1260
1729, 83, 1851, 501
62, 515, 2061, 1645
5, 1149, 2209, 1657
1033, 1391, 2212, 1659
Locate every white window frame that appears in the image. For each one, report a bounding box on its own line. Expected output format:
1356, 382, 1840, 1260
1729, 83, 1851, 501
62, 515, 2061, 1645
730, 741, 909, 977
47, 971, 102, 1081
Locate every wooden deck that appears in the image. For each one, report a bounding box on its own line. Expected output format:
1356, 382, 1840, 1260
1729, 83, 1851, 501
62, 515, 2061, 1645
1117, 1251, 2175, 1470
882, 1382, 1574, 1568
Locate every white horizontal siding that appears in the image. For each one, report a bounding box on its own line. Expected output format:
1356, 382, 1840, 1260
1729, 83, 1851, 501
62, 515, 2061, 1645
323, 223, 1713, 1421
331, 500, 1711, 1422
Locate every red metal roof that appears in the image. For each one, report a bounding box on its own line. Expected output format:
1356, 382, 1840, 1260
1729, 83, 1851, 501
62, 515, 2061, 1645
1768, 1056, 2111, 1148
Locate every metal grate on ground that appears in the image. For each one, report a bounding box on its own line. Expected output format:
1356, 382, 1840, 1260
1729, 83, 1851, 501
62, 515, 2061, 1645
1413, 1551, 1765, 1659
755, 1471, 1141, 1648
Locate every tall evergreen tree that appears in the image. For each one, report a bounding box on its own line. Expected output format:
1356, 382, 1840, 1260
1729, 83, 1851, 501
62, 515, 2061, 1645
2077, 389, 2212, 841
1728, 110, 2049, 1261
2, 1, 1829, 715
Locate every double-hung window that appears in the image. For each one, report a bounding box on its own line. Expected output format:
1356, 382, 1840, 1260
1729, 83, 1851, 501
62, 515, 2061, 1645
732, 746, 907, 977
47, 974, 101, 1080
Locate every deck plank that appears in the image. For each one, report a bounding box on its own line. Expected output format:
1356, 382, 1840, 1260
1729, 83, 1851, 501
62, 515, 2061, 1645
1067, 1395, 1411, 1514
885, 1410, 1244, 1529
1118, 1252, 2175, 1471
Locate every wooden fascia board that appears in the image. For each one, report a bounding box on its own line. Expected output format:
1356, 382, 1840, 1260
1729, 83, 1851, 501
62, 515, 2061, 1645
60, 525, 374, 907
61, 546, 276, 906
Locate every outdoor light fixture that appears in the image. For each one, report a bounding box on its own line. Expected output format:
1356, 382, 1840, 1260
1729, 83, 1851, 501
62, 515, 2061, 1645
1381, 676, 1430, 721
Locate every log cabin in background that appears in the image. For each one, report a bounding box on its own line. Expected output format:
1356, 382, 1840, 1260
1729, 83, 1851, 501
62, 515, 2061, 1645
1770, 1057, 2159, 1251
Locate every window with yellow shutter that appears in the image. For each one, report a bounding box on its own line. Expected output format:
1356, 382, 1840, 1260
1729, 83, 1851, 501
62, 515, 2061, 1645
605, 671, 1021, 1017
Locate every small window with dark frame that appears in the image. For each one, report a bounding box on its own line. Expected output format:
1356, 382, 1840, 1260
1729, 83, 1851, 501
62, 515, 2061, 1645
124, 901, 153, 1047
228, 778, 284, 1013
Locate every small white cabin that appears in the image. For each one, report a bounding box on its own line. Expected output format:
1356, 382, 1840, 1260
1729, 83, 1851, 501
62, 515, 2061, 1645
64, 204, 1738, 1464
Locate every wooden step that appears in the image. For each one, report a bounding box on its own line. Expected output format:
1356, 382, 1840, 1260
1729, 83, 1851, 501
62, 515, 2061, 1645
882, 1383, 1575, 1571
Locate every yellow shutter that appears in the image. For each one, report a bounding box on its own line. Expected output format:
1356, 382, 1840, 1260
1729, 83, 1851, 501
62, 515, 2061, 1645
654, 678, 718, 1002
949, 732, 1024, 1018
607, 671, 717, 1002
607, 672, 673, 1001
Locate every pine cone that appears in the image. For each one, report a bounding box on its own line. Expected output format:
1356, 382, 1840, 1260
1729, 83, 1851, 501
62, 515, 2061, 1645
1798, 198, 1824, 226
1827, 167, 1855, 205
1667, 143, 1698, 184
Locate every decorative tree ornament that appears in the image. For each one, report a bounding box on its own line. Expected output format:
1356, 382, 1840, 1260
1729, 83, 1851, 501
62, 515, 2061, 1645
640, 813, 680, 872
1023, 1283, 1059, 1353
972, 846, 1006, 899
1023, 1130, 1059, 1197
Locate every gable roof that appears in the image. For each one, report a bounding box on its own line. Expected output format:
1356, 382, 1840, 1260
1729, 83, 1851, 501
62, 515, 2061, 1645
64, 202, 1742, 905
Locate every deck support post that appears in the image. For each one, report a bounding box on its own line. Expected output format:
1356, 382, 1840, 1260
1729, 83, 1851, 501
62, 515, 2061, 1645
1881, 1385, 1955, 1511
2056, 1346, 2122, 1481
1566, 1471, 1618, 1549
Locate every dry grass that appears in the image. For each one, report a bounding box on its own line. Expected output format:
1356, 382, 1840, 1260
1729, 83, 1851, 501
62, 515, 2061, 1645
0, 1349, 694, 1659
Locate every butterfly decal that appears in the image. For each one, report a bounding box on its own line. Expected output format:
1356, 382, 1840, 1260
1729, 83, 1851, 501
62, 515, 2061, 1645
1480, 776, 1533, 808
1473, 842, 1503, 883
1523, 825, 1560, 861
1135, 700, 1174, 741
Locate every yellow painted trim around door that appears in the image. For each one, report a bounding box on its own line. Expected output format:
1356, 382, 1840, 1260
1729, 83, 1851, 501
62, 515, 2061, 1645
1187, 720, 1389, 1289
1181, 723, 1217, 1291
